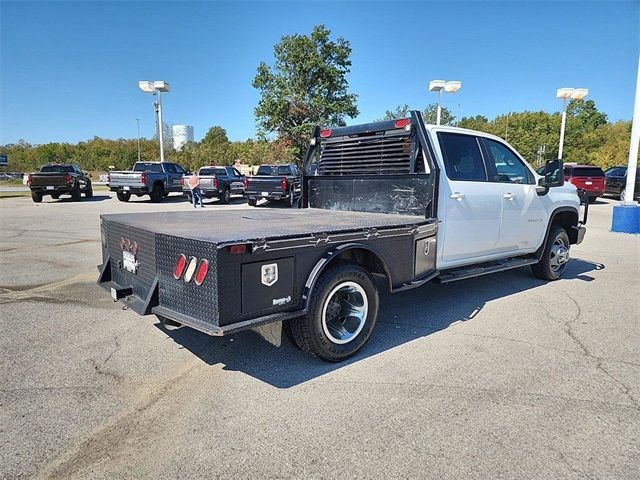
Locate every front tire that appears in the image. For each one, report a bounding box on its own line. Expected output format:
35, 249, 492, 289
71, 183, 82, 201
290, 263, 379, 362
150, 184, 164, 203
531, 226, 571, 281
220, 187, 231, 204
248, 198, 257, 207
31, 191, 42, 203
85, 181, 93, 198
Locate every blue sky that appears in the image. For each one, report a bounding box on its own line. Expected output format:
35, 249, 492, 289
1, 0, 638, 145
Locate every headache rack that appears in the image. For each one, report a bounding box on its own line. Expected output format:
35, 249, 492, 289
317, 126, 414, 175
302, 111, 439, 218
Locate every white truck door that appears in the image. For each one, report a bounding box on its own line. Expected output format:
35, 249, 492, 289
481, 138, 547, 252
437, 132, 501, 261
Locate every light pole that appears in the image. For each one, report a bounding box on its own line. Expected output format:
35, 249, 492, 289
139, 80, 170, 162
429, 80, 462, 125
135, 118, 141, 162
556, 87, 588, 159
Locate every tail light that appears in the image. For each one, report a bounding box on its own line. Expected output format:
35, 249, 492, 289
394, 118, 411, 129
173, 254, 187, 279
26, 174, 32, 186
141, 172, 147, 185
281, 177, 287, 191
194, 259, 209, 286
320, 129, 331, 138
107, 172, 111, 184
213, 177, 219, 189
183, 256, 198, 283
243, 177, 248, 189
179, 178, 184, 187
65, 173, 73, 184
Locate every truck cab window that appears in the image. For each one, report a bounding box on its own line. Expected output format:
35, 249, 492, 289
277, 166, 292, 175
165, 164, 177, 174
484, 139, 533, 184
438, 133, 487, 181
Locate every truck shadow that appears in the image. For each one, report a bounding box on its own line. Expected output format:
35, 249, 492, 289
52, 195, 111, 203
156, 257, 604, 389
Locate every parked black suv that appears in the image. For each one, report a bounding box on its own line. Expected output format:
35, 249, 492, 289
605, 166, 640, 201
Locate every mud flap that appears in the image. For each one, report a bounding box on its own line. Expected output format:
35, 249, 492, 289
251, 321, 282, 347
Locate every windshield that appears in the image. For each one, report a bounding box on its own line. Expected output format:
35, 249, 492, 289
199, 167, 226, 176
41, 165, 73, 173
133, 162, 163, 173
256, 166, 273, 175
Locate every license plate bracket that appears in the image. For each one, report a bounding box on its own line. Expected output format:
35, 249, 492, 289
122, 251, 138, 273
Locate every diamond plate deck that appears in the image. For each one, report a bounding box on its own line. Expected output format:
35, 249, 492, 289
100, 208, 428, 244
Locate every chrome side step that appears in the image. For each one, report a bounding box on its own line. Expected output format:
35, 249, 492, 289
437, 257, 538, 283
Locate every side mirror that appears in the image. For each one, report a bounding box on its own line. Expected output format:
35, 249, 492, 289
537, 159, 564, 192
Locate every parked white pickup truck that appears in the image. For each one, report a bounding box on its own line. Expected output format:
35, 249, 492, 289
98, 111, 587, 362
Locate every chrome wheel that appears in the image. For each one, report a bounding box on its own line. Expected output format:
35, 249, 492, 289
321, 281, 368, 344
550, 236, 570, 273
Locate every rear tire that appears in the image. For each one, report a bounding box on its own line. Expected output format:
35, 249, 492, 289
31, 191, 42, 203
71, 183, 82, 202
588, 196, 597, 204
85, 181, 93, 198
248, 198, 257, 207
150, 184, 164, 203
289, 263, 379, 362
116, 191, 131, 202
531, 226, 570, 281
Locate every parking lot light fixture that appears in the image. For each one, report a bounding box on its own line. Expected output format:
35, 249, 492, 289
556, 87, 588, 159
429, 79, 461, 125
139, 80, 170, 162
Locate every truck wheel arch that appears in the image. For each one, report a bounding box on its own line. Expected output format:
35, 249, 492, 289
539, 207, 580, 254
302, 243, 392, 310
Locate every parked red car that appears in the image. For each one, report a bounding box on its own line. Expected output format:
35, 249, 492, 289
564, 165, 605, 203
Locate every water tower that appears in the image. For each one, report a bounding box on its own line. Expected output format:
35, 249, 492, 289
172, 125, 194, 151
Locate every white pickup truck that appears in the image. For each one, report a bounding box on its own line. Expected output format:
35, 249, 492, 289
98, 111, 587, 362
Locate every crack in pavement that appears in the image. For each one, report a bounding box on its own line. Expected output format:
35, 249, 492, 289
485, 275, 640, 412
89, 335, 123, 382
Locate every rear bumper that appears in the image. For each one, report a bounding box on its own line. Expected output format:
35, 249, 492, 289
246, 190, 288, 200
30, 185, 73, 194
183, 187, 221, 198
110, 186, 150, 194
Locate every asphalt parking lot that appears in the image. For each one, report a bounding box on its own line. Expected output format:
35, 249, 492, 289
1, 192, 638, 479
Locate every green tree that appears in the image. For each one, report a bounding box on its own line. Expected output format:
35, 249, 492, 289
252, 25, 359, 160
423, 103, 455, 125
194, 126, 231, 166
377, 104, 411, 121
458, 115, 490, 132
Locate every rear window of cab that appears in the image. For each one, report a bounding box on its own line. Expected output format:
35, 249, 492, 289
565, 167, 604, 177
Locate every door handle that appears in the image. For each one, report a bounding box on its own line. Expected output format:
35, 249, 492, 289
449, 192, 465, 201
503, 192, 515, 200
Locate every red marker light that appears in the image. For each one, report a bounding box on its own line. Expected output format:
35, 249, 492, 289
394, 118, 411, 128
173, 254, 187, 279
320, 129, 332, 138
194, 259, 209, 286
243, 177, 248, 189
281, 176, 287, 191
228, 244, 247, 254
26, 174, 32, 186
65, 173, 73, 184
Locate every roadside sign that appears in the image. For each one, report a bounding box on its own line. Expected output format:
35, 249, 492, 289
0, 154, 7, 166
